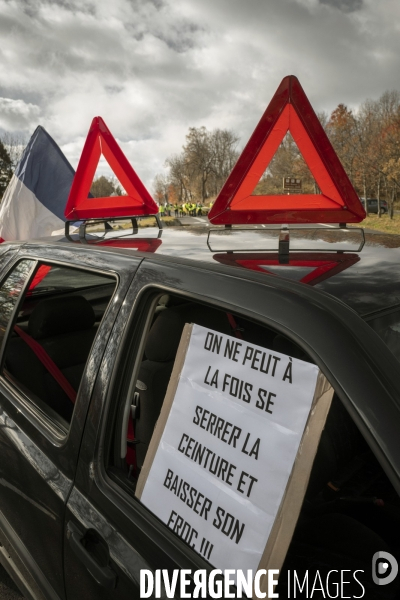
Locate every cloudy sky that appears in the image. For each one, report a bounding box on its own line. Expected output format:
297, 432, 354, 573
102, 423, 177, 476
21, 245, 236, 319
0, 0, 399, 190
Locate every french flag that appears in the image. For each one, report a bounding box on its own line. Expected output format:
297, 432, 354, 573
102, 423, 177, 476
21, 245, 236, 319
0, 126, 74, 241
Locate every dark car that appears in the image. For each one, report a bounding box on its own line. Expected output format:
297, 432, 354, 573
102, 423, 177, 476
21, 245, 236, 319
360, 197, 389, 214
0, 220, 399, 599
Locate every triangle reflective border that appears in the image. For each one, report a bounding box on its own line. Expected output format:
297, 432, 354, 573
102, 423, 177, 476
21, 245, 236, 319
208, 76, 365, 225
65, 117, 158, 220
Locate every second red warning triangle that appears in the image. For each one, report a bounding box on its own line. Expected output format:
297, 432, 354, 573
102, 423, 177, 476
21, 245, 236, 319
209, 76, 365, 225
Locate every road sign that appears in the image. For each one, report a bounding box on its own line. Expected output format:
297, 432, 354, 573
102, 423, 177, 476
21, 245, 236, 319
283, 177, 302, 192
208, 76, 366, 225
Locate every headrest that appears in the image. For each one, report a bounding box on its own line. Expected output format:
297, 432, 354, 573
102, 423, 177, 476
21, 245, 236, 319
145, 309, 185, 362
145, 304, 232, 363
29, 295, 95, 340
172, 304, 231, 336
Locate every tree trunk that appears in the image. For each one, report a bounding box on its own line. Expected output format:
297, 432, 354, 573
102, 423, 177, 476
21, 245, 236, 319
377, 175, 381, 218
363, 174, 368, 216
390, 186, 395, 219
202, 172, 208, 203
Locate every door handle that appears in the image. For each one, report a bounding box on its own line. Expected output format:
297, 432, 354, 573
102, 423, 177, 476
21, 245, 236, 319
67, 521, 116, 589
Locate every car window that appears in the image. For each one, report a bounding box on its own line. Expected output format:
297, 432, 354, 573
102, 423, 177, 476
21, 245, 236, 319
106, 289, 400, 595
107, 291, 311, 555
0, 261, 117, 430
31, 264, 111, 293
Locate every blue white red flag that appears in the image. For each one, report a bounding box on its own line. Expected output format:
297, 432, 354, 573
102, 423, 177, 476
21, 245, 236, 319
0, 126, 74, 241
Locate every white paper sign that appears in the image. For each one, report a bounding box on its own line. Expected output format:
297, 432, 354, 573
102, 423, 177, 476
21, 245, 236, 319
140, 324, 319, 572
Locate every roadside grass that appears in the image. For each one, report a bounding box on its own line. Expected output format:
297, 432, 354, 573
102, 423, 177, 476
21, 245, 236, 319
352, 214, 400, 235
138, 216, 181, 227
153, 216, 180, 226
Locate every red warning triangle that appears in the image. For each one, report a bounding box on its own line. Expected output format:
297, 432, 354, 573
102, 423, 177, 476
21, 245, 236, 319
65, 117, 158, 220
208, 76, 365, 225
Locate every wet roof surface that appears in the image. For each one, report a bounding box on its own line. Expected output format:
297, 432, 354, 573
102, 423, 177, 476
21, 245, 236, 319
36, 224, 400, 317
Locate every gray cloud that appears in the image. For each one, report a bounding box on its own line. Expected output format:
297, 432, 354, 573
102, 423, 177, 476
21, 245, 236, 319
0, 98, 40, 130
0, 0, 399, 189
319, 0, 363, 12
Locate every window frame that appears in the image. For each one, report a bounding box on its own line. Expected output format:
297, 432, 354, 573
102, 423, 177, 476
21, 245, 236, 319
101, 280, 325, 573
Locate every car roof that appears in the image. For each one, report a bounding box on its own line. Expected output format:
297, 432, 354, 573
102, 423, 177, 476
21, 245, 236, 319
12, 224, 400, 318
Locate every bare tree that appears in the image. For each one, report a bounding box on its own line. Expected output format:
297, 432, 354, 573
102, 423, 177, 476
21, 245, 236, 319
165, 154, 193, 203
158, 127, 239, 204
183, 127, 216, 202
153, 173, 170, 204
0, 140, 13, 198
207, 128, 239, 196
0, 132, 27, 170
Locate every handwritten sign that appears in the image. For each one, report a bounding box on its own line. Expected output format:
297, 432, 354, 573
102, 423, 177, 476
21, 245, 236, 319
136, 323, 323, 573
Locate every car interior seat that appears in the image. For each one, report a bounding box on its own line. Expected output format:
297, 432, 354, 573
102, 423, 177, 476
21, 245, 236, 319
132, 303, 233, 470
5, 295, 98, 422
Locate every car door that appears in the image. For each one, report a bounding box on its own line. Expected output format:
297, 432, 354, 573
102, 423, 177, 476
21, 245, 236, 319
63, 257, 400, 599
0, 244, 142, 600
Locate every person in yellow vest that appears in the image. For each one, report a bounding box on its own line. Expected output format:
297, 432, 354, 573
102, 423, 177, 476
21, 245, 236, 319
159, 204, 165, 218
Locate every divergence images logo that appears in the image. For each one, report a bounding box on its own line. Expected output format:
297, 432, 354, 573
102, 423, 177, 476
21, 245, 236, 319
372, 552, 398, 586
